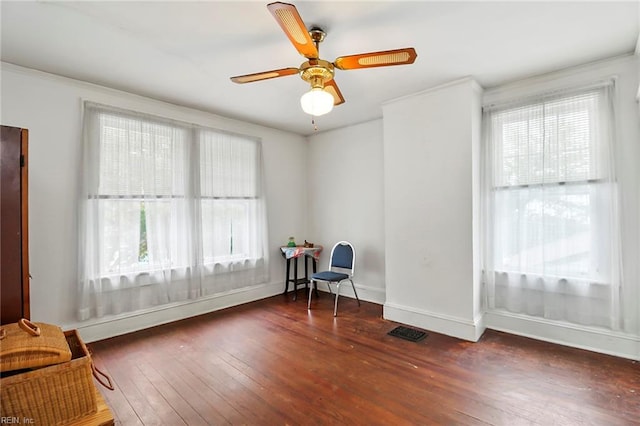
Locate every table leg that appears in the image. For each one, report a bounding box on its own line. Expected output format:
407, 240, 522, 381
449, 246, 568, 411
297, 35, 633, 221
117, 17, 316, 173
312, 257, 319, 296
284, 258, 291, 295
293, 257, 299, 301
304, 255, 309, 295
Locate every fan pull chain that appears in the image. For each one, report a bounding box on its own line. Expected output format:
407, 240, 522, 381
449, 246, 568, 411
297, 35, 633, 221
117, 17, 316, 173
312, 116, 319, 132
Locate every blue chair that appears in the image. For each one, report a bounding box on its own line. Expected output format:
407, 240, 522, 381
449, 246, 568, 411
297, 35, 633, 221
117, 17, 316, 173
308, 241, 360, 316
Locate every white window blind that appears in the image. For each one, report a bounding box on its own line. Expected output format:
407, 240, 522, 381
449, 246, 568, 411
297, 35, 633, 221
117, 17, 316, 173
492, 91, 604, 187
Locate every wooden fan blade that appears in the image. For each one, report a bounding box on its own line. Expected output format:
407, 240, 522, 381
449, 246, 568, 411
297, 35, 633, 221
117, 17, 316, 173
267, 2, 318, 59
324, 79, 345, 106
230, 67, 299, 84
334, 48, 417, 70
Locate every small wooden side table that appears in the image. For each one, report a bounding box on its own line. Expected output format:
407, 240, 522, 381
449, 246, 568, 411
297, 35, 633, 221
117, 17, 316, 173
280, 246, 323, 301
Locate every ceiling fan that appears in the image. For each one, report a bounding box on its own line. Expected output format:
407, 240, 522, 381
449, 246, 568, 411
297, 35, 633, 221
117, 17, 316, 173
230, 2, 417, 117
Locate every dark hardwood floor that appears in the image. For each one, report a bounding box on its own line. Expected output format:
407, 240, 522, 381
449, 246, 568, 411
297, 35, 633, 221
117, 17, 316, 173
89, 293, 640, 425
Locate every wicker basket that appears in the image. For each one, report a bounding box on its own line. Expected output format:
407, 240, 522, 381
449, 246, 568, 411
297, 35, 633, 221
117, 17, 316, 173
0, 330, 97, 425
0, 319, 72, 373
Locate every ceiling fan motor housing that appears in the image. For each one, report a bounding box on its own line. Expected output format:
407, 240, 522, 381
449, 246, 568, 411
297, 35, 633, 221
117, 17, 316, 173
300, 59, 334, 88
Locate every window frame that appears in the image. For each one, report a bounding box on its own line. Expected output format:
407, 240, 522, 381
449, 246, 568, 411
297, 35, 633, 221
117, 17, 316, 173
484, 86, 613, 284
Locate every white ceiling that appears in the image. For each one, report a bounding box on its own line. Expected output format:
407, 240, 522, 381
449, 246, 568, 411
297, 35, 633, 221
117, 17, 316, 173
1, 1, 638, 136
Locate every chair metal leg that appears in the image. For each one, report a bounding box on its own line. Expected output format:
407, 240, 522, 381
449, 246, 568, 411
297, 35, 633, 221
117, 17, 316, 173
310, 279, 357, 316
350, 279, 361, 306
333, 282, 342, 316
308, 279, 314, 309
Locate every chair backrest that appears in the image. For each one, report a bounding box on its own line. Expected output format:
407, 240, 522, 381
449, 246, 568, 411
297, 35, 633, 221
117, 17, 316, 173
329, 241, 355, 276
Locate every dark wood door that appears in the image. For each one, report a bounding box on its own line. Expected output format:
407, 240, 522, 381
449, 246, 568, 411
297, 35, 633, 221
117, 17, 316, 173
1, 125, 29, 324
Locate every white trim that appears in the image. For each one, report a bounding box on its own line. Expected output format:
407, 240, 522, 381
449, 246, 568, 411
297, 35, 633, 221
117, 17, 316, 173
634, 28, 640, 102
483, 78, 615, 113
383, 302, 486, 342
358, 285, 386, 305
67, 281, 283, 343
484, 310, 640, 361
483, 54, 635, 107
313, 282, 386, 305
383, 76, 482, 107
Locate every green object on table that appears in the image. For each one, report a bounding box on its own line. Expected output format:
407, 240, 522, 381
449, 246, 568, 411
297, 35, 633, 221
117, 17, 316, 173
287, 237, 296, 247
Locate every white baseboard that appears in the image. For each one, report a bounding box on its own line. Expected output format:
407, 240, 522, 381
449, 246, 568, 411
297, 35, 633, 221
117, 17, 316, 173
68, 281, 283, 343
312, 281, 386, 305
383, 302, 486, 342
484, 310, 640, 361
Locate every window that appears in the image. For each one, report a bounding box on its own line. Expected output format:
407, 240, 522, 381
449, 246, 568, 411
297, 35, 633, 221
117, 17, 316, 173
482, 84, 621, 329
97, 113, 188, 275
491, 91, 607, 281
199, 130, 263, 264
79, 103, 268, 320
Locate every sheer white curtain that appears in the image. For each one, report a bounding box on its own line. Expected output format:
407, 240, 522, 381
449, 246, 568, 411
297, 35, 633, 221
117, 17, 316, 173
78, 103, 268, 321
481, 83, 622, 330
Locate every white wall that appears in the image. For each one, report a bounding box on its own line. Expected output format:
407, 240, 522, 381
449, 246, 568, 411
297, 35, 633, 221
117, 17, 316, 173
381, 77, 484, 341
306, 120, 386, 303
0, 63, 307, 341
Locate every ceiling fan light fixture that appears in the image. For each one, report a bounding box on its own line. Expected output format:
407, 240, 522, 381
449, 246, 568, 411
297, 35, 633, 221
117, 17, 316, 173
300, 87, 334, 116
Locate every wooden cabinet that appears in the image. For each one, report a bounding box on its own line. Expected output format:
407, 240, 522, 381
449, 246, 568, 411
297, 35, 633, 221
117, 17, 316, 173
1, 125, 30, 324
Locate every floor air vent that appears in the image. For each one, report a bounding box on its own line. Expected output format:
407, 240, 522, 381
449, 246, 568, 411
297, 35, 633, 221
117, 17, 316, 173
387, 326, 427, 342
